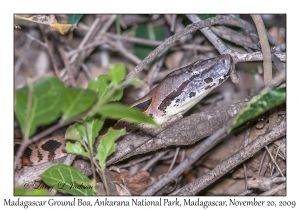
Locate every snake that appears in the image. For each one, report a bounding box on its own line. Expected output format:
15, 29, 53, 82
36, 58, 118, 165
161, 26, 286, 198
14, 54, 233, 169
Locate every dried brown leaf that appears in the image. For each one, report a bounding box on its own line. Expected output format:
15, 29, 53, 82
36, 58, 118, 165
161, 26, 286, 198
50, 24, 76, 35
14, 14, 76, 35
110, 169, 154, 195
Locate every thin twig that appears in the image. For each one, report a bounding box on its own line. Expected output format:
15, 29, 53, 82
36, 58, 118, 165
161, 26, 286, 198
80, 63, 92, 81
69, 15, 102, 69
14, 48, 34, 73
138, 49, 167, 98
93, 158, 119, 195
105, 32, 213, 52
38, 24, 61, 80
106, 32, 163, 46
251, 15, 278, 130
179, 44, 214, 51
251, 16, 280, 180
69, 15, 116, 79
260, 70, 286, 93
26, 33, 47, 48
186, 14, 229, 54
142, 117, 234, 195
25, 33, 61, 80
69, 33, 213, 56
171, 15, 177, 32
24, 79, 34, 139
103, 36, 141, 65
239, 190, 253, 196
252, 15, 272, 80
174, 121, 286, 195
127, 15, 286, 80
264, 146, 284, 177
211, 26, 260, 50
259, 150, 270, 177
167, 147, 180, 174
57, 45, 76, 87
140, 150, 169, 171
127, 15, 233, 79
259, 183, 286, 196
258, 150, 267, 176
67, 40, 105, 57
271, 169, 286, 178
116, 155, 153, 169
241, 129, 251, 190
240, 168, 286, 196
271, 141, 283, 175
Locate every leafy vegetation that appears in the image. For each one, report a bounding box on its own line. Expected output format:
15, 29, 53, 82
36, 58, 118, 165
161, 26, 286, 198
15, 64, 156, 195
228, 87, 286, 133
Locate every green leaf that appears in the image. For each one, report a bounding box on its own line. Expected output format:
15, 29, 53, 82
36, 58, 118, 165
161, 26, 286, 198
134, 24, 166, 60
65, 142, 89, 158
88, 75, 110, 94
88, 75, 123, 104
126, 77, 144, 86
62, 88, 97, 121
227, 87, 286, 133
67, 14, 83, 32
108, 63, 126, 85
14, 188, 49, 196
85, 117, 104, 145
96, 128, 125, 169
198, 14, 217, 20
98, 103, 157, 126
75, 117, 104, 145
115, 15, 122, 35
40, 164, 94, 196
15, 77, 65, 138
65, 124, 82, 141
67, 14, 83, 26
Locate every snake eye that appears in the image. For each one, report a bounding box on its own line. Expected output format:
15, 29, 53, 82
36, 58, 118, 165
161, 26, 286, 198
220, 58, 226, 65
